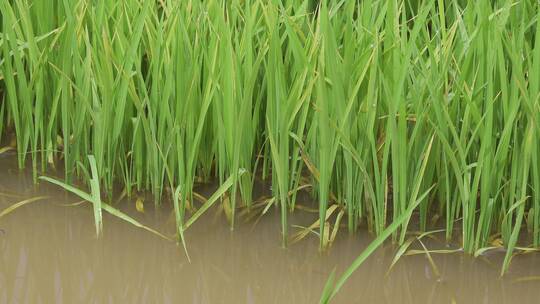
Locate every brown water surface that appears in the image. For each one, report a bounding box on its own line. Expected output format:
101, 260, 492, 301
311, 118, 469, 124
1, 155, 540, 303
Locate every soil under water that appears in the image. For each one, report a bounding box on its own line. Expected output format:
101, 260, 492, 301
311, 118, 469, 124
1, 154, 540, 303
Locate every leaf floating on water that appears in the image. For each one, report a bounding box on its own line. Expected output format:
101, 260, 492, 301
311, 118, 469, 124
39, 176, 172, 242
491, 238, 504, 247
291, 204, 339, 244
405, 249, 462, 256
0, 196, 49, 218
101, 203, 172, 241
295, 204, 318, 213
135, 197, 145, 213
193, 192, 208, 204
513, 276, 540, 283
0, 146, 14, 155
55, 200, 86, 207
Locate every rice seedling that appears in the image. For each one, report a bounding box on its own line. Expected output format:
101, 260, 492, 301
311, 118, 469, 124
1, 0, 540, 298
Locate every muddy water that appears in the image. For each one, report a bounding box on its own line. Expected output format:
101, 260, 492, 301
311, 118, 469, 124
1, 156, 540, 303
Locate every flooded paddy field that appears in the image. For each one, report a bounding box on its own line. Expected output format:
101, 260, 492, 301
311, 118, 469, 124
1, 155, 540, 303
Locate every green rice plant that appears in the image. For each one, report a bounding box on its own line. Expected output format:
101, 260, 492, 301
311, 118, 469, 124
262, 0, 320, 245
0, 92, 4, 142
1, 0, 540, 288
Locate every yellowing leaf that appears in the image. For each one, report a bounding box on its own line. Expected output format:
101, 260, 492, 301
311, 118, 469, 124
0, 196, 49, 218
223, 194, 232, 224
491, 238, 503, 247
0, 146, 14, 155
135, 197, 145, 213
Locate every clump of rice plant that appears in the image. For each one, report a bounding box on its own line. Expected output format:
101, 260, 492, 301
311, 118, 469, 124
1, 0, 539, 286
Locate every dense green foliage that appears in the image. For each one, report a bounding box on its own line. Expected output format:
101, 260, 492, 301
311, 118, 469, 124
1, 0, 540, 275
